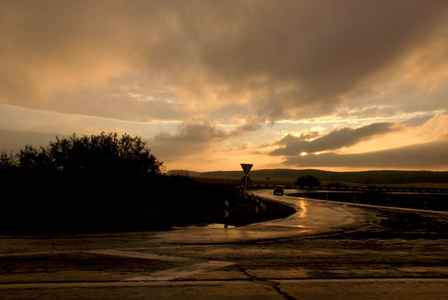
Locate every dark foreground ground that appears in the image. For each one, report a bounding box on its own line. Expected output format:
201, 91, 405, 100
1, 167, 297, 234
0, 193, 448, 299
0, 195, 295, 235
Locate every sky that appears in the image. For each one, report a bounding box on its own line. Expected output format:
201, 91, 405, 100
1, 0, 448, 172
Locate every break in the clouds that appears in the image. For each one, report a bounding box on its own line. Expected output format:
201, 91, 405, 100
2, 0, 448, 171
277, 113, 448, 170
283, 139, 448, 170
270, 123, 400, 156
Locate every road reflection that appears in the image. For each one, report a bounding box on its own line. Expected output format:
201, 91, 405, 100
295, 199, 308, 228
152, 189, 366, 244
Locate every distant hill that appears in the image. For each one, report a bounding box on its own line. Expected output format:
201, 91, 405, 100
166, 170, 202, 177
197, 169, 448, 185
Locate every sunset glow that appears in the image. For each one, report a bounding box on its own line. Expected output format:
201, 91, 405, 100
2, 0, 448, 172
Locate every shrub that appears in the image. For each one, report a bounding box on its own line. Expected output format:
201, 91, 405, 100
295, 175, 320, 187
16, 132, 163, 175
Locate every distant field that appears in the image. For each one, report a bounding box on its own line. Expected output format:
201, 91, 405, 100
194, 177, 295, 186
184, 168, 448, 188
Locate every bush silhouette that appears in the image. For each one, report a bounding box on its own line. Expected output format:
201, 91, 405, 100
0, 151, 16, 168
295, 175, 320, 187
0, 132, 239, 233
16, 132, 162, 175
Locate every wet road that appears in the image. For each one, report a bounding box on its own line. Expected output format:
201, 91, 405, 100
1, 190, 448, 299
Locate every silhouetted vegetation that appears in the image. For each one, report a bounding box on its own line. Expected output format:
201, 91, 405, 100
7, 132, 162, 175
1, 170, 238, 234
295, 175, 320, 187
0, 151, 15, 168
1, 133, 293, 234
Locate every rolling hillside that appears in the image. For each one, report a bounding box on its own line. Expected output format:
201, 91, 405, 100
170, 169, 448, 185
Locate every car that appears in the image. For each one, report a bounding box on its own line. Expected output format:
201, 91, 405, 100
273, 185, 284, 195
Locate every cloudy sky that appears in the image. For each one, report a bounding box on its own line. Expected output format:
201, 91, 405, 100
2, 0, 448, 172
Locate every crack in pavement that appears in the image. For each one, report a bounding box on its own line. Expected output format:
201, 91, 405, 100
236, 265, 297, 300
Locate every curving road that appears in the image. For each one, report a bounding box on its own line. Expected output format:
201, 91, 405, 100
152, 189, 377, 244
1, 190, 448, 299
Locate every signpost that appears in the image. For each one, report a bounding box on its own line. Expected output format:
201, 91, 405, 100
240, 163, 253, 198
240, 176, 252, 186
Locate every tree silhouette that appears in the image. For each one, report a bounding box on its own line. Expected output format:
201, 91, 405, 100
19, 145, 51, 169
16, 132, 163, 175
0, 151, 16, 168
295, 175, 321, 187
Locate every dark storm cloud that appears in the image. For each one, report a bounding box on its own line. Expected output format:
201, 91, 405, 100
1, 0, 448, 122
230, 122, 264, 136
270, 122, 399, 156
150, 121, 261, 159
283, 139, 448, 169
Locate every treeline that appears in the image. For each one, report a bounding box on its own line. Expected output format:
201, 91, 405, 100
200, 169, 448, 184
0, 133, 233, 234
1, 132, 162, 174
1, 168, 233, 233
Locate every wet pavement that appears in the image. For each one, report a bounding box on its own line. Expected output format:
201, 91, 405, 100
1, 190, 448, 299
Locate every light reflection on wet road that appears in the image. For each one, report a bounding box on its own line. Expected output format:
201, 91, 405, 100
153, 189, 377, 243
1, 189, 448, 299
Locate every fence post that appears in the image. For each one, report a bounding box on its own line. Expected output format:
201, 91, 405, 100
254, 196, 266, 213
260, 197, 266, 212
